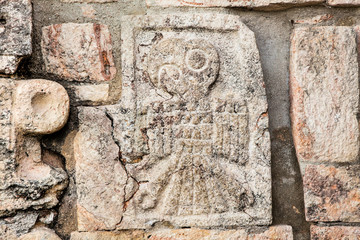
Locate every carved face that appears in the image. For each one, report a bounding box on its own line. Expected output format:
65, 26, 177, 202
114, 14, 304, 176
147, 38, 220, 101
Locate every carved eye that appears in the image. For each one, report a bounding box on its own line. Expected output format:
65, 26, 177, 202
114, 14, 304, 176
185, 49, 208, 72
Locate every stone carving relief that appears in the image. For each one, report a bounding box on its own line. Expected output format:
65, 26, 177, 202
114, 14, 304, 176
0, 0, 32, 74
75, 13, 271, 230
0, 79, 69, 220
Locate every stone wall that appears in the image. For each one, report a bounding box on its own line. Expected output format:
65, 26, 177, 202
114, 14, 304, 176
1, 0, 360, 240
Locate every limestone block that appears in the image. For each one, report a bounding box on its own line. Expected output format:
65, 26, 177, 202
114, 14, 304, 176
74, 107, 127, 231
71, 84, 109, 103
69, 226, 293, 239
74, 13, 271, 231
41, 23, 116, 82
0, 79, 70, 217
290, 26, 359, 164
0, 0, 32, 74
19, 227, 61, 240
304, 165, 360, 222
311, 225, 360, 239
146, 0, 323, 10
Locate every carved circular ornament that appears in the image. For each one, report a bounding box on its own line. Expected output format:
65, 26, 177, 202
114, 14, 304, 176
147, 38, 220, 100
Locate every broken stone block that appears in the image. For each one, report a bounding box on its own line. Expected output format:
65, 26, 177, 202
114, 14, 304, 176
290, 26, 359, 164
74, 13, 271, 230
69, 226, 293, 239
74, 107, 127, 231
41, 23, 116, 82
311, 225, 360, 239
304, 165, 360, 222
146, 0, 323, 10
0, 79, 70, 217
0, 0, 32, 74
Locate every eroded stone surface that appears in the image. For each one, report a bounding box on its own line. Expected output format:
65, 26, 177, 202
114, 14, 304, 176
0, 79, 69, 217
0, 211, 38, 239
304, 165, 360, 222
41, 23, 116, 82
290, 26, 359, 164
70, 226, 293, 240
311, 225, 360, 239
146, 0, 323, 10
0, 0, 32, 74
74, 107, 127, 231
74, 13, 270, 230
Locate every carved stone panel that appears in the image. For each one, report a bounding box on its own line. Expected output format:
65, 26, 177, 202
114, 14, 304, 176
0, 79, 69, 218
75, 13, 271, 230
0, 0, 32, 74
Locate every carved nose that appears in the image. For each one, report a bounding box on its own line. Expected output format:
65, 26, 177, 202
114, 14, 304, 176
13, 79, 70, 135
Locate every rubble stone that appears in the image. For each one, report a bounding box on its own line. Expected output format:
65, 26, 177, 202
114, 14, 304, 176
41, 23, 116, 82
304, 165, 360, 222
290, 26, 359, 164
0, 0, 32, 74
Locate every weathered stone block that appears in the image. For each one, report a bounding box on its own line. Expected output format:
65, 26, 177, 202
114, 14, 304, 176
74, 13, 271, 230
41, 23, 116, 82
0, 79, 70, 217
311, 225, 360, 239
290, 26, 359, 164
70, 226, 293, 239
146, 0, 323, 10
74, 107, 127, 231
0, 0, 32, 74
71, 84, 109, 104
304, 165, 360, 222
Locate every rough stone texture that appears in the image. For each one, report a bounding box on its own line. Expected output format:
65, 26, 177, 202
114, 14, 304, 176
146, 0, 323, 10
0, 79, 69, 217
0, 211, 38, 239
104, 13, 269, 229
290, 26, 359, 164
70, 226, 293, 240
72, 84, 109, 104
18, 227, 62, 240
303, 165, 360, 222
311, 225, 360, 240
41, 23, 116, 82
74, 107, 127, 231
0, 0, 32, 74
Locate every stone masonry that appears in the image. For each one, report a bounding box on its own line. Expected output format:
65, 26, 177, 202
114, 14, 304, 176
1, 0, 360, 240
